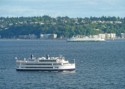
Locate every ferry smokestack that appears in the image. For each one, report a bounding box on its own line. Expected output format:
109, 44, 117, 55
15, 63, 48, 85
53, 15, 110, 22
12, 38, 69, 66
46, 54, 49, 59
31, 54, 33, 59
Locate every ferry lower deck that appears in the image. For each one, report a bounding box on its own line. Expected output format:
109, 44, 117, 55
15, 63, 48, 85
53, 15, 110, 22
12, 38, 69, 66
16, 68, 75, 71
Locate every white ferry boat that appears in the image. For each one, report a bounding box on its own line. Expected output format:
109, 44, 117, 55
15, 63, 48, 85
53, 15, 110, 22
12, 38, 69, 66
16, 55, 75, 71
67, 36, 105, 42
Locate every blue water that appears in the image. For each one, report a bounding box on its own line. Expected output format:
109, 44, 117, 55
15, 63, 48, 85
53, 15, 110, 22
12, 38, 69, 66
0, 39, 125, 89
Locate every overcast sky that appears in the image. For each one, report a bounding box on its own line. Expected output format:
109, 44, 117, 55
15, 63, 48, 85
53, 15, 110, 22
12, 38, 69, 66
0, 0, 125, 17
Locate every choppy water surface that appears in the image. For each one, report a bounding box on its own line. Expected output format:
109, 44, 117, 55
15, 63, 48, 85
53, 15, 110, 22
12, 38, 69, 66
0, 39, 125, 89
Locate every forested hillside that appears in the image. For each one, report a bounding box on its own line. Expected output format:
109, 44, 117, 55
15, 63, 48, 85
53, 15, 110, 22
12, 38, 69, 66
0, 16, 125, 38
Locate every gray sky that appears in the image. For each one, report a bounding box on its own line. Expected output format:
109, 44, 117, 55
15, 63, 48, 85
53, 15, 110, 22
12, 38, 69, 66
0, 0, 125, 17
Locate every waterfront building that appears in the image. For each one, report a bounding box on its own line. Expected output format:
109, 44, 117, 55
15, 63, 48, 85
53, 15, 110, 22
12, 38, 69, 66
40, 34, 57, 39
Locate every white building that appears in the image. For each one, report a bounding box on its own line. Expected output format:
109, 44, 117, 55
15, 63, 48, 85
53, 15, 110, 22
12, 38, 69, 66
98, 34, 106, 39
110, 33, 116, 39
98, 33, 116, 39
18, 34, 37, 39
121, 33, 125, 38
40, 34, 57, 39
105, 33, 116, 39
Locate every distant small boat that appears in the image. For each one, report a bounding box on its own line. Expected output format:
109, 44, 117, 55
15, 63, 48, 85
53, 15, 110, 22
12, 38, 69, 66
16, 55, 75, 71
67, 36, 105, 42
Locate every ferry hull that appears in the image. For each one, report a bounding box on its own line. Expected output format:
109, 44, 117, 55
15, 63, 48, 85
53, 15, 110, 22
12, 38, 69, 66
67, 37, 105, 42
67, 39, 105, 42
16, 68, 75, 71
16, 64, 75, 71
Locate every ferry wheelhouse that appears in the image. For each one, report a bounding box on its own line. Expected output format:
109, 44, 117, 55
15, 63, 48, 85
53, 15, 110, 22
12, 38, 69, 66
16, 55, 75, 71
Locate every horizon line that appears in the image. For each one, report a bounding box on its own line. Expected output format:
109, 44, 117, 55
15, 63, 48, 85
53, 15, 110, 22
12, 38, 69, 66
0, 15, 124, 18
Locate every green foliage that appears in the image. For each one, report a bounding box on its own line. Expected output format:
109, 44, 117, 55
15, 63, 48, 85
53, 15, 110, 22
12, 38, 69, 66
0, 16, 124, 38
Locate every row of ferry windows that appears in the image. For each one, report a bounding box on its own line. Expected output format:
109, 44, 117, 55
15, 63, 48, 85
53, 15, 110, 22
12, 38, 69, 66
25, 63, 61, 65
39, 60, 56, 62
24, 67, 59, 69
